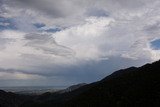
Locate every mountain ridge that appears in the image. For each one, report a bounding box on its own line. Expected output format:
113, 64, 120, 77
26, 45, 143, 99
0, 60, 160, 107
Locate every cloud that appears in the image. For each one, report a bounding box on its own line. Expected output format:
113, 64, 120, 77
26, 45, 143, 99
24, 33, 75, 57
85, 7, 109, 17
0, 0, 160, 86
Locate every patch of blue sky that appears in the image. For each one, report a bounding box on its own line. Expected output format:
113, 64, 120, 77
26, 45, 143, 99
34, 23, 46, 28
0, 17, 16, 31
151, 39, 160, 50
38, 26, 62, 33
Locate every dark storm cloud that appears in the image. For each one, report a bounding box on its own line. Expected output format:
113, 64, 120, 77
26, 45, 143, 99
51, 56, 149, 83
0, 55, 148, 85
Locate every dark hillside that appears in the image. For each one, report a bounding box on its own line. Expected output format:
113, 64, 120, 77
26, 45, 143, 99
65, 60, 160, 107
1, 60, 160, 107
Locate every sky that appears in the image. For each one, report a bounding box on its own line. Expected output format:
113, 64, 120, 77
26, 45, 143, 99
0, 0, 160, 86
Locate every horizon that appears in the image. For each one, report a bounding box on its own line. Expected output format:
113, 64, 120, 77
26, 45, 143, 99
0, 0, 160, 87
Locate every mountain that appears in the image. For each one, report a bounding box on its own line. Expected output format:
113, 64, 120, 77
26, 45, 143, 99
0, 90, 31, 107
65, 60, 160, 107
60, 83, 87, 93
0, 60, 160, 107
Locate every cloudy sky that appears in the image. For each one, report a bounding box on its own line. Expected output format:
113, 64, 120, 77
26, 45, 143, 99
0, 0, 160, 86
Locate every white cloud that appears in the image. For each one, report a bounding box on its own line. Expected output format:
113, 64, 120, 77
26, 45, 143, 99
0, 30, 77, 71
54, 15, 160, 61
55, 17, 115, 60
0, 0, 160, 85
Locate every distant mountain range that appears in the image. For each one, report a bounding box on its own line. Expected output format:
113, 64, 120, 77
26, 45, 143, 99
0, 60, 160, 107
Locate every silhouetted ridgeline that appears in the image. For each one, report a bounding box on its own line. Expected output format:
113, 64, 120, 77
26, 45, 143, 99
0, 90, 32, 107
0, 60, 160, 107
